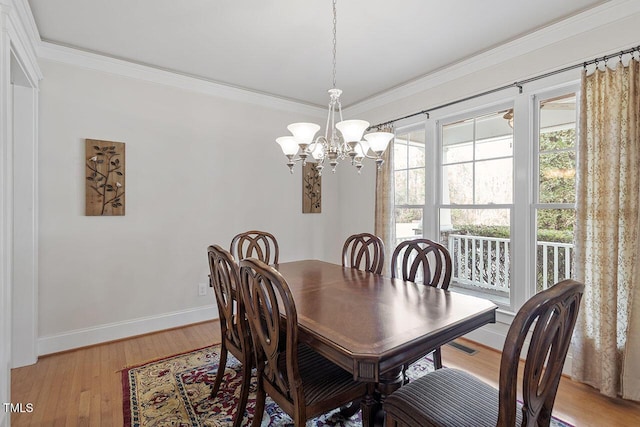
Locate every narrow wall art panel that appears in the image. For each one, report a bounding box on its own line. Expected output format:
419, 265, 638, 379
85, 139, 125, 216
302, 162, 321, 213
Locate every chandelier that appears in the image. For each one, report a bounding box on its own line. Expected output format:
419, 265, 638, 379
275, 0, 393, 175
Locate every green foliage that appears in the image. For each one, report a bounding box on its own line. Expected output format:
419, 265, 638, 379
538, 129, 576, 230
450, 225, 573, 243
395, 208, 422, 223
536, 229, 573, 243
450, 225, 510, 239
540, 128, 575, 151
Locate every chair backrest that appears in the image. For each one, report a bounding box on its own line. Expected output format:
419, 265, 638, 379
391, 238, 452, 289
239, 258, 303, 404
230, 230, 279, 264
342, 233, 385, 274
498, 279, 584, 426
207, 244, 247, 351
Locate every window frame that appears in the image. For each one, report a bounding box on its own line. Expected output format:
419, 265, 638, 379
390, 78, 581, 316
392, 124, 428, 246
531, 85, 579, 296
436, 102, 516, 309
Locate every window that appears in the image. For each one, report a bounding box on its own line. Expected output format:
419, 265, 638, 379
393, 129, 425, 245
439, 109, 514, 306
390, 84, 579, 311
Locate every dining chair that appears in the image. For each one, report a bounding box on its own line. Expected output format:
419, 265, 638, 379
391, 238, 452, 372
383, 278, 584, 427
238, 258, 367, 427
230, 230, 279, 264
342, 232, 385, 274
207, 245, 253, 427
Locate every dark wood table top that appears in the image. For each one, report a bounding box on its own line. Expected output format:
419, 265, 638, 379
274, 260, 497, 382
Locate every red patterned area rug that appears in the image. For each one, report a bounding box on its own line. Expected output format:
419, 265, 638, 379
122, 344, 573, 426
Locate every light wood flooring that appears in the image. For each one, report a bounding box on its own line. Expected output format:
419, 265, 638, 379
10, 321, 640, 426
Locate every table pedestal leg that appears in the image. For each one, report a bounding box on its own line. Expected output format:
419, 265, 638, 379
378, 366, 404, 401
360, 383, 378, 427
361, 367, 404, 427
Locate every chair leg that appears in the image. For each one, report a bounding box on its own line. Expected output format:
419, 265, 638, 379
293, 408, 306, 427
385, 413, 399, 427
232, 359, 252, 427
210, 343, 228, 398
251, 378, 266, 427
433, 347, 442, 370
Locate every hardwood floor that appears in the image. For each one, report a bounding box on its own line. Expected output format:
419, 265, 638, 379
10, 321, 640, 426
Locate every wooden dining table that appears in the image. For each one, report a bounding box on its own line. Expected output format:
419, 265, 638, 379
274, 259, 498, 427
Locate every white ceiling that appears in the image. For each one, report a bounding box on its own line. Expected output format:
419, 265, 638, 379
27, 0, 611, 108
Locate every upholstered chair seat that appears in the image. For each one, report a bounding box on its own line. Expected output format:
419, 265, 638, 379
384, 368, 523, 427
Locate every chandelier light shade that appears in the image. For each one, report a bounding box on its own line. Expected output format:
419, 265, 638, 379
365, 132, 395, 154
275, 136, 299, 156
275, 0, 393, 174
287, 123, 321, 145
336, 120, 369, 143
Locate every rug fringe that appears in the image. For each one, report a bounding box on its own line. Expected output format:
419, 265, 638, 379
116, 343, 221, 373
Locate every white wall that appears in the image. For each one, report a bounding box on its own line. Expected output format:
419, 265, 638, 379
36, 59, 339, 354
28, 0, 640, 361
338, 4, 640, 357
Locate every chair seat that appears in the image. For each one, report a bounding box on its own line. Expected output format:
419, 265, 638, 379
277, 344, 365, 406
384, 368, 523, 427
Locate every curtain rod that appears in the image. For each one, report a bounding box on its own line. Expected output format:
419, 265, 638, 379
370, 45, 640, 130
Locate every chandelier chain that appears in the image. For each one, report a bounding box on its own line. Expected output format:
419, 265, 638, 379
332, 0, 337, 89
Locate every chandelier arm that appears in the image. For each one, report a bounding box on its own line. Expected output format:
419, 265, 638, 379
289, 156, 308, 164
307, 136, 328, 155
330, 103, 337, 146
337, 98, 344, 123
325, 102, 332, 140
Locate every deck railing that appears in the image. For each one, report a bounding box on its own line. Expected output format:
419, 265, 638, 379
536, 240, 573, 291
445, 234, 573, 293
448, 234, 511, 293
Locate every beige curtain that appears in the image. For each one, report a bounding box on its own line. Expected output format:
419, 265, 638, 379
374, 125, 395, 276
572, 58, 640, 400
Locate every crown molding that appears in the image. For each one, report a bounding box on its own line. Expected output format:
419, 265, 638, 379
38, 41, 326, 117
11, 0, 39, 54
3, 0, 42, 85
345, 0, 640, 116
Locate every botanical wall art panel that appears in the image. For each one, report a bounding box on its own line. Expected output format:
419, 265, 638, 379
85, 139, 125, 216
302, 162, 321, 213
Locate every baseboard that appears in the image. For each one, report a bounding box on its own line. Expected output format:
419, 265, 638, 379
464, 325, 507, 352
37, 305, 218, 356
465, 321, 574, 376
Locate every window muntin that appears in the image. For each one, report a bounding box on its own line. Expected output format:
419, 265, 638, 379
442, 110, 514, 206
